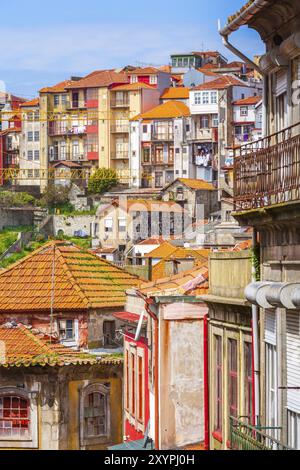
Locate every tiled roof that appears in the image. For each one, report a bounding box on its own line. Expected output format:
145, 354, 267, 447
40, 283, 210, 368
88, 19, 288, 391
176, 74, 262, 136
129, 67, 168, 75
40, 79, 75, 93
177, 178, 216, 191
232, 240, 252, 252
113, 311, 147, 324
144, 241, 177, 259
192, 75, 246, 91
66, 71, 129, 89
160, 87, 190, 100
0, 323, 99, 368
233, 95, 262, 105
0, 127, 21, 136
112, 83, 155, 91
131, 100, 190, 121
52, 161, 82, 169
193, 51, 221, 58
0, 241, 140, 313
139, 264, 209, 296
20, 98, 39, 108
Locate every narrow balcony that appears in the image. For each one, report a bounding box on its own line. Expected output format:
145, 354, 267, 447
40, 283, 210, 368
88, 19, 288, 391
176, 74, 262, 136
152, 132, 174, 142
234, 122, 300, 212
229, 417, 291, 451
67, 100, 87, 110
110, 98, 130, 108
111, 150, 129, 160
111, 124, 129, 133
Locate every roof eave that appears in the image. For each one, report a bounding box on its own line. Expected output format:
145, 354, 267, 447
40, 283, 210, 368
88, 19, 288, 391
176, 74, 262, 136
220, 0, 272, 37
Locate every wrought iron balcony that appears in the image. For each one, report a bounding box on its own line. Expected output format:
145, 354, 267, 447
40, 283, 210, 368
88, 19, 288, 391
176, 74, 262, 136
230, 417, 291, 451
234, 122, 300, 211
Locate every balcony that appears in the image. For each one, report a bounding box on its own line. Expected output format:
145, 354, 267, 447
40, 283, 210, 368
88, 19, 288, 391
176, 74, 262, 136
111, 150, 129, 160
229, 417, 291, 451
110, 98, 129, 108
49, 152, 87, 163
111, 124, 129, 133
234, 123, 300, 212
152, 132, 174, 142
67, 100, 86, 110
193, 128, 213, 141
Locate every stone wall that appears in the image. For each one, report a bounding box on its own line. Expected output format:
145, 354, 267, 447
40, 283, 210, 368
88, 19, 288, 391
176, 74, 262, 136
53, 215, 97, 238
0, 208, 35, 230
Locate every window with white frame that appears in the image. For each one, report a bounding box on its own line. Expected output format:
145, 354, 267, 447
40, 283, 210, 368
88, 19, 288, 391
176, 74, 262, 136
34, 131, 40, 142
212, 114, 219, 127
240, 106, 248, 117
0, 395, 30, 439
149, 75, 157, 85
104, 218, 113, 233
288, 410, 300, 450
27, 132, 33, 142
58, 319, 76, 341
34, 150, 40, 161
194, 93, 202, 105
211, 91, 218, 104
27, 150, 33, 161
80, 384, 110, 445
118, 217, 127, 233
265, 343, 279, 439
54, 95, 60, 106
131, 75, 138, 84
202, 92, 209, 104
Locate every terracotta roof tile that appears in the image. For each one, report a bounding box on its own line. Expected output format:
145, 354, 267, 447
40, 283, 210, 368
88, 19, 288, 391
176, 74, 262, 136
176, 178, 216, 191
131, 100, 190, 121
40, 79, 75, 93
233, 95, 262, 105
0, 323, 99, 368
160, 87, 190, 100
112, 83, 155, 91
66, 71, 129, 89
0, 242, 140, 313
20, 98, 39, 108
192, 75, 246, 91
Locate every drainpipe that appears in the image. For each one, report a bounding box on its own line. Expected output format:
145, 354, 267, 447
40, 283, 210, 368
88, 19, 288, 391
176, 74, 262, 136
252, 228, 260, 426
203, 314, 210, 450
220, 32, 263, 77
136, 292, 159, 450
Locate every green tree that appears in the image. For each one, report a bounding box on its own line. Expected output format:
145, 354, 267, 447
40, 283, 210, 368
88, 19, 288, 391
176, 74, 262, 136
0, 191, 36, 208
88, 168, 118, 195
40, 184, 71, 209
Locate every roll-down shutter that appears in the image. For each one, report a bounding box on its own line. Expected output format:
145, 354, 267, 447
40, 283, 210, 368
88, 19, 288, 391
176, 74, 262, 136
286, 312, 300, 413
275, 69, 288, 97
265, 310, 277, 345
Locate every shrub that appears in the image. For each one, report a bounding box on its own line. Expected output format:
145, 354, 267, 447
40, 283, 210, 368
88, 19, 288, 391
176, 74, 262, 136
0, 191, 36, 208
40, 185, 71, 209
88, 168, 118, 195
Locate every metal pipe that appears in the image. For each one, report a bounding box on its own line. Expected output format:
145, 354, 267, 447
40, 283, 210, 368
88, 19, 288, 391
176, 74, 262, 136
252, 228, 261, 425
220, 33, 263, 76
203, 314, 210, 450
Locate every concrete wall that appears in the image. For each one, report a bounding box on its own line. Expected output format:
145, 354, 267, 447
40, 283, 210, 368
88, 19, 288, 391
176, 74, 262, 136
53, 214, 96, 238
0, 208, 35, 230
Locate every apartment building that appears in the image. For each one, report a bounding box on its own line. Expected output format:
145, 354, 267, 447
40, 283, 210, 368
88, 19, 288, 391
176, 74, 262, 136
170, 51, 228, 75
233, 95, 262, 145
130, 101, 190, 189
18, 98, 41, 189
127, 67, 172, 95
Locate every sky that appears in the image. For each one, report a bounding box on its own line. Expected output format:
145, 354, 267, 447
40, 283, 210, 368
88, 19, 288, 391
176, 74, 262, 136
0, 0, 264, 98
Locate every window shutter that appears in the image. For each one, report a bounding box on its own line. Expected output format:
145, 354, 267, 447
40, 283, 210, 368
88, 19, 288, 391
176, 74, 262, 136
265, 309, 277, 346
275, 69, 288, 96
286, 312, 300, 413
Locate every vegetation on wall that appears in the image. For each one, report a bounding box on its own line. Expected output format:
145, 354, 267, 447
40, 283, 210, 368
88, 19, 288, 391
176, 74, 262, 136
0, 191, 36, 208
251, 244, 261, 282
88, 168, 118, 195
39, 184, 71, 209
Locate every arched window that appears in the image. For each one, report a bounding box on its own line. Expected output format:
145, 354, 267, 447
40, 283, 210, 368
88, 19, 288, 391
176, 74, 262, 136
80, 384, 110, 445
0, 394, 30, 439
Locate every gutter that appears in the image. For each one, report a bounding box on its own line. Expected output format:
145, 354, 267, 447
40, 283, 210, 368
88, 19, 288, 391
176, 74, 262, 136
219, 0, 272, 37
219, 31, 263, 76
251, 229, 261, 426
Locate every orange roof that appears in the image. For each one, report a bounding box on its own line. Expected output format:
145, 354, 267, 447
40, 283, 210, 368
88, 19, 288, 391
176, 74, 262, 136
160, 87, 190, 100
66, 70, 129, 89
145, 241, 177, 259
40, 79, 75, 93
112, 82, 155, 91
0, 241, 140, 313
159, 65, 172, 73
176, 178, 216, 191
20, 98, 39, 108
193, 51, 221, 58
0, 127, 21, 136
129, 67, 169, 75
192, 75, 245, 91
197, 68, 219, 77
131, 100, 190, 121
139, 264, 209, 296
232, 239, 252, 252
233, 95, 262, 105
145, 241, 210, 261
0, 323, 99, 368
126, 199, 185, 214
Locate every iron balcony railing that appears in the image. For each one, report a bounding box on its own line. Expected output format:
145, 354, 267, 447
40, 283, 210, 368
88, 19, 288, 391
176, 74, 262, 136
110, 98, 130, 108
230, 416, 291, 451
234, 122, 300, 211
152, 132, 174, 141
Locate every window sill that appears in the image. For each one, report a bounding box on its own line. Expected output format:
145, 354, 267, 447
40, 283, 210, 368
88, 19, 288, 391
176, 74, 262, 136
212, 431, 223, 444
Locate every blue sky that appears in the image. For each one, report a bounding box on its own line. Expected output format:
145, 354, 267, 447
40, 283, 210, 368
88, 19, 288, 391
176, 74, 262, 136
0, 0, 264, 98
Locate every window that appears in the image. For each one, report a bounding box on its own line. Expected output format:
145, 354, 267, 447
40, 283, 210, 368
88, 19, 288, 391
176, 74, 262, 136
155, 172, 163, 188
28, 170, 33, 178
211, 91, 218, 104
34, 131, 40, 142
103, 321, 116, 347
124, 345, 145, 430
240, 106, 248, 117
131, 75, 138, 84
34, 170, 40, 178
81, 384, 110, 442
200, 115, 209, 129
202, 92, 209, 104
143, 148, 150, 163
61, 94, 68, 105
34, 150, 40, 161
104, 218, 113, 233
27, 132, 33, 142
212, 114, 219, 127
155, 147, 164, 164
244, 342, 253, 420
27, 150, 33, 161
54, 95, 60, 106
194, 93, 202, 105
266, 343, 278, 438
73, 140, 79, 158
228, 339, 238, 419
58, 319, 75, 341
214, 335, 222, 433
34, 110, 39, 121
149, 76, 157, 85
143, 125, 148, 134
0, 395, 30, 439
118, 217, 127, 233
288, 410, 300, 450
